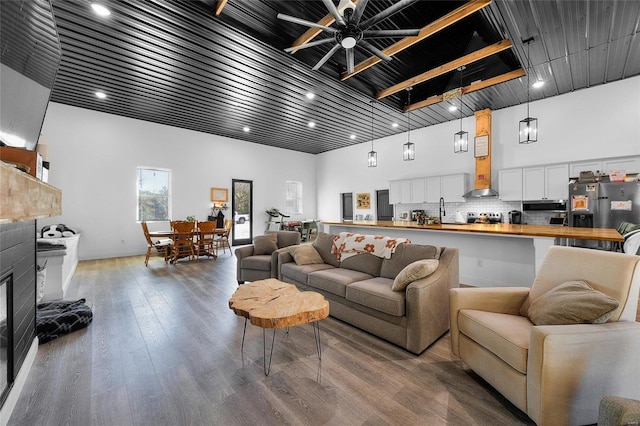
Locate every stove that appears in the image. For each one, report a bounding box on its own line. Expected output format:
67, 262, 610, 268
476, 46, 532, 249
467, 212, 503, 224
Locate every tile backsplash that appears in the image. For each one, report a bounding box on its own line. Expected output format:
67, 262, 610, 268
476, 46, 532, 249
394, 199, 566, 225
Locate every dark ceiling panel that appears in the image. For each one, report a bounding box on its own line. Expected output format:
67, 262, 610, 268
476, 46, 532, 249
40, 0, 640, 155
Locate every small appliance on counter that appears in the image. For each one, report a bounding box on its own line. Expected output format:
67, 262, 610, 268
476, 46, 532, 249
466, 212, 503, 224
508, 210, 522, 224
411, 209, 425, 221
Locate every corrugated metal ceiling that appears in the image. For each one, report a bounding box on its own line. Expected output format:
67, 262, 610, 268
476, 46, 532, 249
45, 1, 640, 154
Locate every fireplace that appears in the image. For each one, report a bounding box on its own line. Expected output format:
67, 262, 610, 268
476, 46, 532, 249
0, 272, 12, 406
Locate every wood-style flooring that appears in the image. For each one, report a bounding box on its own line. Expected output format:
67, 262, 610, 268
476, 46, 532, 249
9, 251, 547, 425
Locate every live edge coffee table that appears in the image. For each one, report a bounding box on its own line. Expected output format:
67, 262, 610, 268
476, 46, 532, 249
228, 278, 329, 375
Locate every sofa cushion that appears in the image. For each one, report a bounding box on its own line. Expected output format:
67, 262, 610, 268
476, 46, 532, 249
290, 245, 324, 265
527, 280, 620, 325
307, 268, 373, 297
281, 262, 335, 284
313, 232, 340, 267
458, 310, 532, 374
346, 277, 405, 316
380, 243, 442, 279
240, 254, 272, 271
340, 253, 383, 277
254, 233, 278, 255
392, 259, 440, 291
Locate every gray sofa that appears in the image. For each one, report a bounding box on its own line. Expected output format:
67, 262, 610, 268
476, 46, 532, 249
277, 232, 459, 354
235, 230, 301, 284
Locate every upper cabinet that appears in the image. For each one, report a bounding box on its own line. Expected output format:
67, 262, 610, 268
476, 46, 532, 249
523, 164, 568, 200
441, 174, 469, 203
569, 161, 603, 178
499, 168, 523, 201
569, 157, 640, 178
410, 178, 427, 204
389, 179, 411, 204
425, 176, 441, 203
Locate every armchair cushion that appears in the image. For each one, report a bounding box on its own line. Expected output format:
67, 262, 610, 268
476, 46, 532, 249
392, 259, 439, 291
253, 233, 278, 255
527, 280, 619, 325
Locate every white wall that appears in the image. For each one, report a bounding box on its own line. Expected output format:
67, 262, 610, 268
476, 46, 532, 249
317, 75, 640, 221
39, 103, 317, 260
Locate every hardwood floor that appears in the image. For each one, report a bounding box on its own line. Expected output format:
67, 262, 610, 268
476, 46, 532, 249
10, 252, 538, 425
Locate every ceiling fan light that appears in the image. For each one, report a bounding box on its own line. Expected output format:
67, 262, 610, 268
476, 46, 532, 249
341, 37, 357, 49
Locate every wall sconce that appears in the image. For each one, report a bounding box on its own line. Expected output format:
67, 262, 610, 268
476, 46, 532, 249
403, 87, 415, 161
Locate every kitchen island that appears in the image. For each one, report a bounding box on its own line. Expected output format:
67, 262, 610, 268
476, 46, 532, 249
321, 221, 622, 288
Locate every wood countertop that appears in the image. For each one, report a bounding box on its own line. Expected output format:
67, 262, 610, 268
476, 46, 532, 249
322, 220, 623, 242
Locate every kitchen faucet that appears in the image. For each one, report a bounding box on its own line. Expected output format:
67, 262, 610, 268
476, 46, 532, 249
439, 197, 446, 223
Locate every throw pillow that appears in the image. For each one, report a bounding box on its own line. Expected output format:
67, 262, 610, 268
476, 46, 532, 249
253, 233, 278, 255
290, 245, 324, 265
313, 232, 340, 267
391, 259, 439, 292
527, 280, 619, 325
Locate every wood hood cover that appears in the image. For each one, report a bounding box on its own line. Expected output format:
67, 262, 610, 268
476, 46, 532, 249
463, 108, 499, 198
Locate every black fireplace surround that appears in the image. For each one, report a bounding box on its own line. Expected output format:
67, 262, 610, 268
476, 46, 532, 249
0, 221, 37, 407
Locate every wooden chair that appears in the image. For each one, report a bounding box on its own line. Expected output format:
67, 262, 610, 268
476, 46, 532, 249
215, 219, 233, 256
196, 221, 217, 259
170, 220, 196, 263
141, 221, 171, 266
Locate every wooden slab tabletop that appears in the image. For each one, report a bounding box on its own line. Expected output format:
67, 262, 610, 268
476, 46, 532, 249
229, 278, 329, 329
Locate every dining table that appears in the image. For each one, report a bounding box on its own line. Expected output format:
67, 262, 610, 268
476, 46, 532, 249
149, 228, 226, 261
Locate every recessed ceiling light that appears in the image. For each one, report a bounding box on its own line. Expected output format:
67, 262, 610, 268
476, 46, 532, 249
308, 121, 316, 128
350, 134, 356, 140
391, 122, 399, 128
532, 80, 545, 89
243, 126, 250, 132
95, 91, 107, 99
448, 105, 458, 112
306, 92, 315, 100
90, 3, 111, 17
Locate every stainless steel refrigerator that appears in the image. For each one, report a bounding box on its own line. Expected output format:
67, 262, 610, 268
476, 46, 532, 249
568, 179, 640, 249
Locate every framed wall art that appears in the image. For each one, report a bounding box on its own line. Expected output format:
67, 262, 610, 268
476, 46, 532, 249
210, 187, 228, 202
356, 193, 370, 209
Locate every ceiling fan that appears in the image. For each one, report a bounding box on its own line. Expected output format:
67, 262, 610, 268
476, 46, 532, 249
277, 0, 421, 73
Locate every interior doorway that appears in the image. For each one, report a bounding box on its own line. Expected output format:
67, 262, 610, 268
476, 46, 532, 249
232, 179, 252, 246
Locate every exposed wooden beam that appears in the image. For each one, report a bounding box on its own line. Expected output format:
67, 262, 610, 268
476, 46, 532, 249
340, 0, 491, 81
290, 0, 360, 50
404, 68, 526, 112
377, 39, 513, 100
214, 0, 227, 17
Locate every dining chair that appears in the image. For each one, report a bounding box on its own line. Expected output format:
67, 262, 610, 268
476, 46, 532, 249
197, 221, 217, 259
215, 219, 233, 256
170, 220, 196, 263
141, 221, 172, 266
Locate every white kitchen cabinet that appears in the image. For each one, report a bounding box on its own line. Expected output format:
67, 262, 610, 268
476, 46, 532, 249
441, 174, 469, 202
498, 168, 523, 201
410, 178, 427, 203
569, 161, 603, 178
603, 157, 640, 175
389, 179, 411, 204
523, 164, 568, 200
425, 176, 442, 203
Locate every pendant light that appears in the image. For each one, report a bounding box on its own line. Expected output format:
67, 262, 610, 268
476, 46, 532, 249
403, 87, 415, 161
453, 66, 468, 153
367, 100, 377, 167
519, 37, 538, 144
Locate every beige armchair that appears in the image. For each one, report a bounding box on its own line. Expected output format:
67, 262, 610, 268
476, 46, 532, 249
450, 246, 640, 426
235, 230, 301, 284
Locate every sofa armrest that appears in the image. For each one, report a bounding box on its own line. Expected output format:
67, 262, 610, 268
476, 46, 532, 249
271, 246, 294, 278
527, 321, 640, 426
275, 247, 296, 280
449, 287, 530, 357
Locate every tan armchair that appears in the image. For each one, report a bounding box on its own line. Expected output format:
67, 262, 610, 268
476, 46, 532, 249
450, 246, 640, 426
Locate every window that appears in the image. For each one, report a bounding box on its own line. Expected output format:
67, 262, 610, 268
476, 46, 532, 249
137, 167, 171, 221
285, 181, 302, 215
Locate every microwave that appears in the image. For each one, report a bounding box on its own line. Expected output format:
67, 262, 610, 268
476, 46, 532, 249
522, 200, 567, 212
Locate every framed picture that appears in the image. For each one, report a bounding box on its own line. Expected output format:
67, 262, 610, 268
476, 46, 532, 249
474, 135, 489, 158
356, 193, 370, 209
211, 187, 228, 202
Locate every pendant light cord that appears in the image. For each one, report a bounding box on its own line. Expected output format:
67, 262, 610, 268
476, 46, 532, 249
370, 100, 374, 151
407, 88, 411, 141
527, 40, 531, 118
459, 68, 463, 132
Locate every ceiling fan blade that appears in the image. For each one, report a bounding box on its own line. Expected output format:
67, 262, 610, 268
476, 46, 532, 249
276, 13, 338, 34
284, 38, 336, 53
345, 47, 354, 74
321, 0, 345, 27
312, 43, 342, 70
362, 29, 420, 38
359, 40, 392, 62
360, 0, 419, 30
350, 0, 369, 25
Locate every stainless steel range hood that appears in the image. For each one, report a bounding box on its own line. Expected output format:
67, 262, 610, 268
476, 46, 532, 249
463, 187, 499, 198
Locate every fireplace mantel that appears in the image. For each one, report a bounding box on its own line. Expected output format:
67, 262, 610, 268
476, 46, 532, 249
0, 160, 61, 223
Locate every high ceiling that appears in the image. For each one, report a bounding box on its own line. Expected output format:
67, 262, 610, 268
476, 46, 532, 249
46, 0, 640, 154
